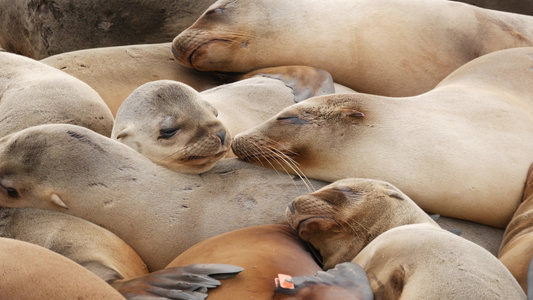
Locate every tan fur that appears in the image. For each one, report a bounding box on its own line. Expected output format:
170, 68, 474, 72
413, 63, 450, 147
172, 0, 533, 97
0, 0, 216, 59
287, 178, 525, 299
0, 238, 125, 299
111, 66, 337, 173
233, 47, 533, 228
0, 52, 113, 138
41, 43, 225, 116
354, 224, 525, 299
498, 163, 533, 293
0, 123, 329, 271
112, 80, 231, 174
0, 208, 147, 282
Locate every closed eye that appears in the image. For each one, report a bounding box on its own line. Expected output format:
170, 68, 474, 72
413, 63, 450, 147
276, 115, 310, 125
158, 128, 179, 139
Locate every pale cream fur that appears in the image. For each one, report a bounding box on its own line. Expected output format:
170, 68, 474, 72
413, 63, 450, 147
172, 0, 533, 97
0, 52, 113, 138
234, 47, 533, 228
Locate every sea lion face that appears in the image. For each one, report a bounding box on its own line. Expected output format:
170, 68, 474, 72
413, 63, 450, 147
231, 94, 366, 181
286, 178, 429, 270
112, 80, 232, 174
172, 0, 295, 72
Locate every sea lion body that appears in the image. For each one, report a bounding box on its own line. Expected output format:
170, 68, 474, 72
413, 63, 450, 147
0, 208, 147, 282
498, 163, 533, 293
0, 123, 328, 271
0, 0, 216, 59
233, 47, 533, 228
286, 178, 526, 299
42, 43, 225, 115
0, 52, 113, 138
0, 238, 125, 299
172, 0, 533, 96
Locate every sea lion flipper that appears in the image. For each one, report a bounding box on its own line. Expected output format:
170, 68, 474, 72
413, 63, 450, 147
238, 66, 336, 102
110, 263, 243, 299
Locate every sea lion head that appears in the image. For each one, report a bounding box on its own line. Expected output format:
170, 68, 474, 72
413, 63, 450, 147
285, 178, 437, 270
112, 80, 232, 174
172, 0, 301, 72
231, 94, 370, 182
0, 124, 139, 211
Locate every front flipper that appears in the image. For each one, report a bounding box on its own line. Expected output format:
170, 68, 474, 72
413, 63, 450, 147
274, 262, 373, 300
238, 66, 336, 102
110, 263, 243, 300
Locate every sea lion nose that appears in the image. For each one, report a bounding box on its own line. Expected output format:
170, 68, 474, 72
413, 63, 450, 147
216, 130, 226, 145
288, 200, 296, 215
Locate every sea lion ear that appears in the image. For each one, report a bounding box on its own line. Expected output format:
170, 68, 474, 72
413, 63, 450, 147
114, 127, 132, 140
337, 107, 365, 119
386, 189, 405, 200
50, 193, 68, 210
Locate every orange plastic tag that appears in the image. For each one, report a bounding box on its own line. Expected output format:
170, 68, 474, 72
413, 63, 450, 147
275, 274, 295, 289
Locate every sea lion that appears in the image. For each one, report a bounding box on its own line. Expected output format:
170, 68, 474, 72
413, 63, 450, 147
232, 46, 533, 228
111, 66, 336, 173
172, 0, 533, 97
116, 223, 373, 299
286, 178, 526, 299
0, 237, 125, 299
0, 123, 328, 271
498, 163, 533, 293
41, 43, 225, 115
0, 52, 114, 138
0, 0, 216, 59
0, 207, 148, 283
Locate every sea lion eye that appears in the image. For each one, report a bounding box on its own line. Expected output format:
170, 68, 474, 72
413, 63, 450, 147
159, 128, 180, 139
4, 187, 19, 198
276, 115, 310, 125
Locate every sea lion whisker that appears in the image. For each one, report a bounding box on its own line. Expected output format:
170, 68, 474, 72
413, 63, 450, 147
262, 145, 314, 193
271, 149, 315, 192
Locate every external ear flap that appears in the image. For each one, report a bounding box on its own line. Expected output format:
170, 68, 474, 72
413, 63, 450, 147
50, 193, 68, 210
387, 189, 405, 200
114, 128, 132, 140
337, 107, 365, 118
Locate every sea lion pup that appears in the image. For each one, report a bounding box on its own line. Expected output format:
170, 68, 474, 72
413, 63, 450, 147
172, 0, 533, 97
111, 66, 336, 173
0, 238, 125, 299
498, 163, 533, 293
0, 52, 114, 138
232, 46, 533, 228
0, 0, 216, 60
41, 43, 226, 116
116, 223, 372, 299
286, 178, 526, 299
0, 123, 328, 271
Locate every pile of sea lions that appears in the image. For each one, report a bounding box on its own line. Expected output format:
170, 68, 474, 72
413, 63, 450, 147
0, 0, 533, 299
